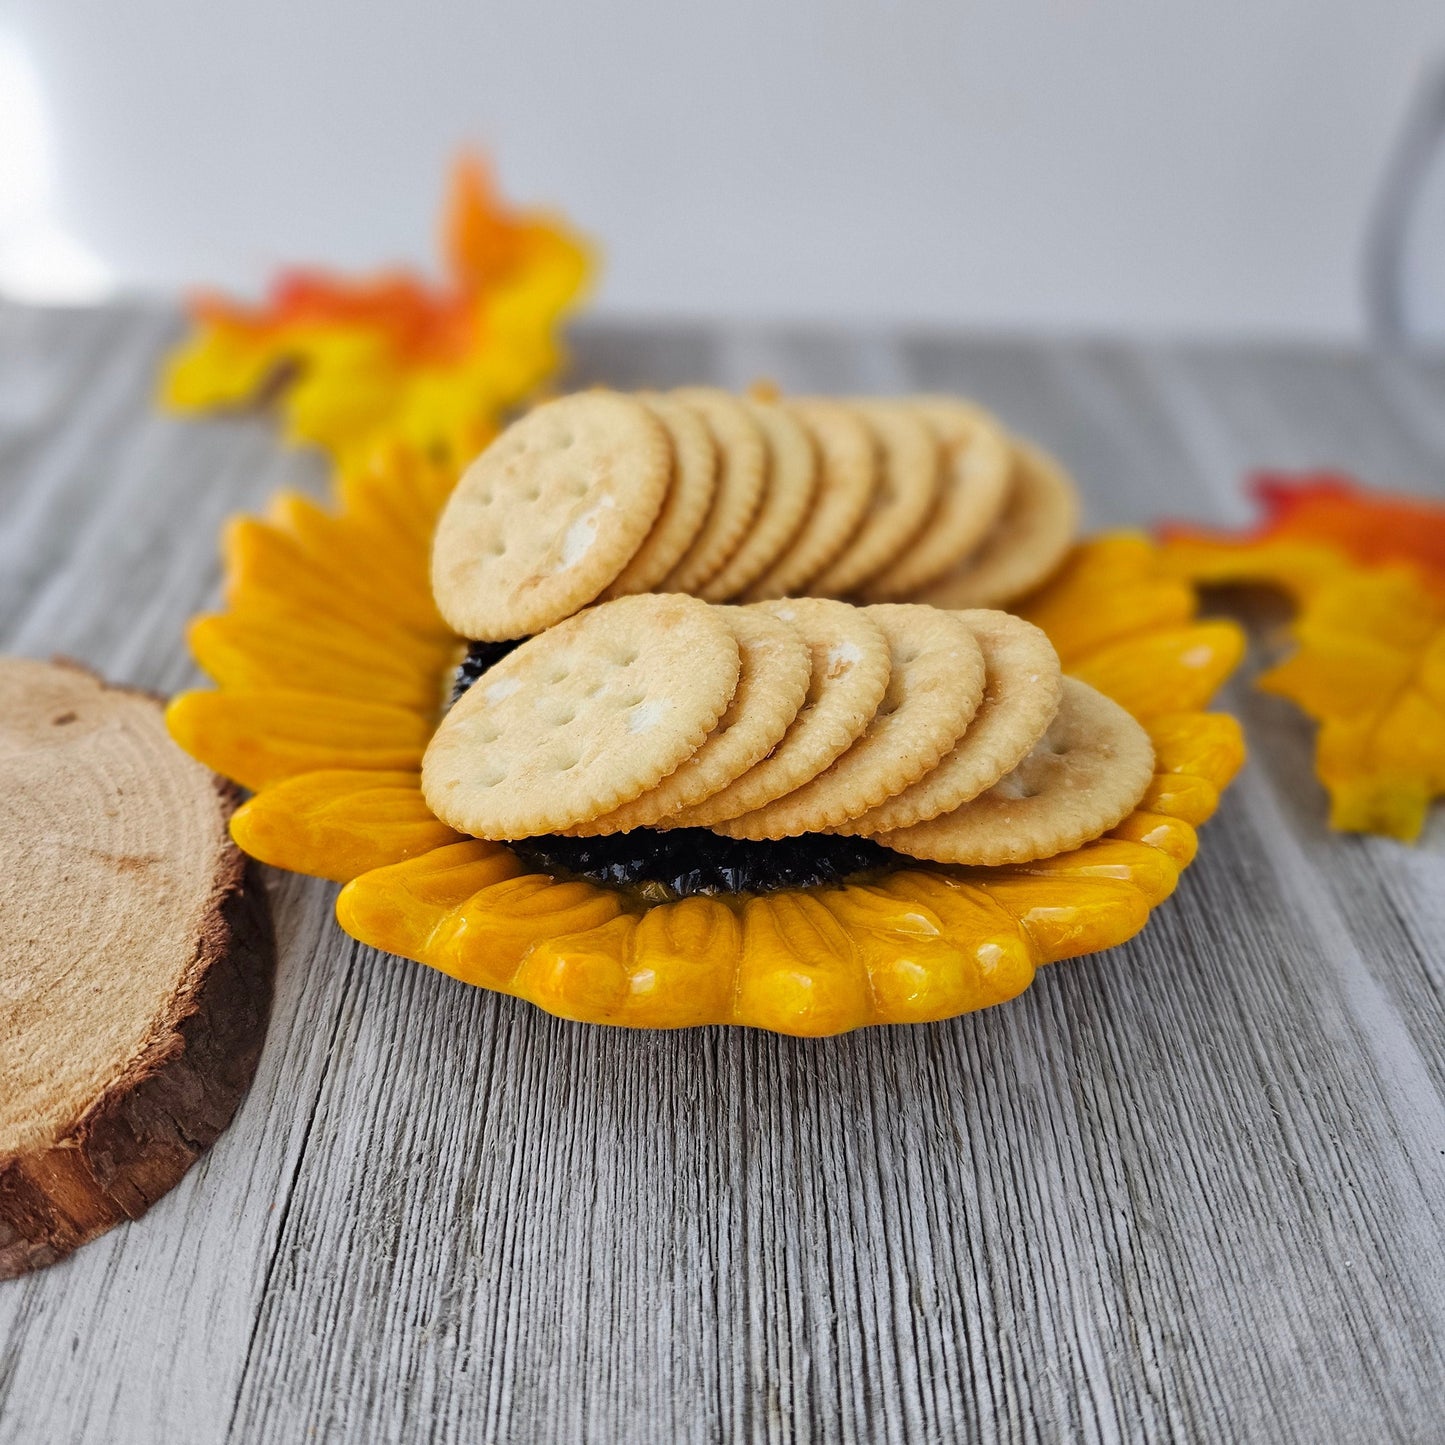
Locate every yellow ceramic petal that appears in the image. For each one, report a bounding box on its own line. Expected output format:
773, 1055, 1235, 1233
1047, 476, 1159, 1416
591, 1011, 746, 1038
223, 518, 429, 643
1108, 810, 1199, 869
336, 841, 524, 961
1070, 621, 1245, 718
335, 449, 459, 552
238, 508, 451, 644
265, 491, 445, 637
1020, 535, 1200, 663
825, 881, 1034, 1023
991, 838, 1180, 907
425, 875, 625, 990
189, 610, 452, 712
1145, 711, 1247, 788
512, 915, 642, 1023
1140, 773, 1221, 827
166, 689, 431, 791
230, 769, 461, 881
1026, 580, 1198, 666
734, 894, 872, 1036
613, 898, 743, 1028
972, 875, 1153, 964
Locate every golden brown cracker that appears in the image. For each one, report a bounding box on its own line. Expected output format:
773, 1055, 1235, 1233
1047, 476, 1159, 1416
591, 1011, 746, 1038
713, 604, 985, 839
602, 394, 718, 598
914, 440, 1080, 610
875, 677, 1154, 865
743, 398, 876, 598
660, 388, 767, 594
861, 398, 1013, 599
568, 607, 810, 833
422, 594, 740, 838
839, 609, 1062, 834
810, 400, 941, 595
667, 598, 891, 827
432, 392, 670, 640
701, 399, 818, 601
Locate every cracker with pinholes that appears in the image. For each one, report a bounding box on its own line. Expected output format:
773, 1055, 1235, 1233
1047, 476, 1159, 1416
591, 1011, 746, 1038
701, 400, 818, 601
838, 609, 1062, 835
744, 399, 876, 599
422, 594, 740, 839
667, 598, 892, 827
875, 677, 1154, 865
568, 607, 810, 834
432, 393, 670, 640
862, 398, 1014, 599
916, 440, 1080, 610
660, 389, 766, 594
713, 604, 985, 840
602, 395, 718, 598
810, 400, 942, 596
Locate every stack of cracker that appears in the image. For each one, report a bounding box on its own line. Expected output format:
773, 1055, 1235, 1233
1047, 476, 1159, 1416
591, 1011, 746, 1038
422, 593, 1155, 867
423, 388, 1150, 868
431, 389, 1079, 641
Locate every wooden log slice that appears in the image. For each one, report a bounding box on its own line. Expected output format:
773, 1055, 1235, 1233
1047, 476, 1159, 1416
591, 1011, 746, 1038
0, 658, 275, 1277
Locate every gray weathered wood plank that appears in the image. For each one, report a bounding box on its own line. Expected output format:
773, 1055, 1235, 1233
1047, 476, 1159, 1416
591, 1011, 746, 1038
2, 306, 1443, 1445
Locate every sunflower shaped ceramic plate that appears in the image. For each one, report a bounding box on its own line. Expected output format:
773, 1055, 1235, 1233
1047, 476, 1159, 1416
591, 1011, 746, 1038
168, 449, 1246, 1036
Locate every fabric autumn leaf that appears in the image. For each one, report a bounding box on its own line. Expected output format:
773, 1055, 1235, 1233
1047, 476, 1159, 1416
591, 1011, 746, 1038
1160, 474, 1445, 841
160, 155, 591, 466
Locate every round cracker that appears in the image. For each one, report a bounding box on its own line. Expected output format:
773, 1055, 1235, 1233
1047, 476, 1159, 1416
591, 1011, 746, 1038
660, 389, 766, 594
421, 594, 740, 839
667, 598, 891, 827
913, 440, 1080, 610
568, 607, 811, 834
432, 393, 670, 640
713, 603, 985, 840
702, 400, 818, 601
602, 395, 718, 598
839, 609, 1062, 835
743, 399, 875, 599
876, 677, 1154, 865
860, 398, 1014, 599
810, 400, 942, 595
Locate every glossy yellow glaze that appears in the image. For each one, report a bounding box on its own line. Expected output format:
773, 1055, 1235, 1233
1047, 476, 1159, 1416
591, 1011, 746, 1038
230, 770, 462, 883
169, 461, 1248, 1036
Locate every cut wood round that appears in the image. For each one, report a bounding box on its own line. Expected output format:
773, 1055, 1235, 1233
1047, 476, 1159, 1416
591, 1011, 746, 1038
0, 658, 275, 1278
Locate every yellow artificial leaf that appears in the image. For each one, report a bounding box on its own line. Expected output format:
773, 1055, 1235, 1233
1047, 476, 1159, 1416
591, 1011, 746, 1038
159, 154, 591, 468
1160, 473, 1445, 841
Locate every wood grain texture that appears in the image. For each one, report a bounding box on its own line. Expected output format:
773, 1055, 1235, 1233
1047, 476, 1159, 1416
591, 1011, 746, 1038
0, 659, 275, 1278
2, 304, 1444, 1444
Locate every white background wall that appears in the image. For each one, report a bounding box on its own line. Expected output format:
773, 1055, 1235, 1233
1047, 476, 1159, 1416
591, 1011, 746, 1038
3, 0, 1444, 337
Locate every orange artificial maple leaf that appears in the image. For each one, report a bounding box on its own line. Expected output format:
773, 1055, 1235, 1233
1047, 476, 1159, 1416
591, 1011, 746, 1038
160, 154, 592, 466
1159, 474, 1445, 841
